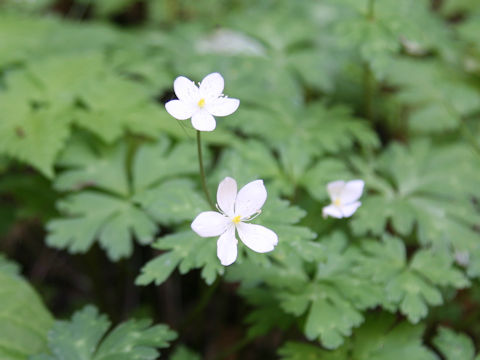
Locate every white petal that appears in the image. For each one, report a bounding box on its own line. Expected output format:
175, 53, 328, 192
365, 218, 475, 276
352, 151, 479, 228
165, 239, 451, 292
174, 76, 199, 103
191, 110, 217, 131
322, 204, 343, 219
165, 100, 195, 120
217, 225, 238, 266
237, 223, 278, 253
327, 180, 345, 201
340, 201, 361, 217
341, 180, 365, 204
199, 72, 224, 100
191, 211, 229, 237
217, 177, 237, 217
206, 97, 240, 117
234, 180, 267, 218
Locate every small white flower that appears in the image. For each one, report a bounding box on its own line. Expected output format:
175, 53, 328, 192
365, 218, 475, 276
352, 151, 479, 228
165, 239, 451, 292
165, 72, 240, 132
191, 177, 278, 266
322, 180, 364, 219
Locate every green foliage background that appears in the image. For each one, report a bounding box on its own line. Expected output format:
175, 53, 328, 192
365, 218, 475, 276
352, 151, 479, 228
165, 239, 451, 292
1, 0, 480, 358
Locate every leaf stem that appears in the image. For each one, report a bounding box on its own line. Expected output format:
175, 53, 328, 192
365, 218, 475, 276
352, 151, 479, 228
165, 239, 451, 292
196, 131, 215, 210
363, 63, 374, 122
367, 0, 375, 20
460, 119, 480, 157
179, 276, 220, 333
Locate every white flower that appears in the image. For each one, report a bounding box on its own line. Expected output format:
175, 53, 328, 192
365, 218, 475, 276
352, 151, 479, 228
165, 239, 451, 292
165, 72, 240, 132
322, 180, 364, 219
191, 177, 278, 266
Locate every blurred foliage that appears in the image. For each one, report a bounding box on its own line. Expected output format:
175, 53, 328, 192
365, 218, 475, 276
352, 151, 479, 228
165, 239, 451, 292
0, 0, 480, 358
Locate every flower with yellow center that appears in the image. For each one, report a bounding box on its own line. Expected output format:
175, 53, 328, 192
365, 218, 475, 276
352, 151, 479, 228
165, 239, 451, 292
191, 177, 278, 266
323, 180, 365, 219
165, 72, 240, 131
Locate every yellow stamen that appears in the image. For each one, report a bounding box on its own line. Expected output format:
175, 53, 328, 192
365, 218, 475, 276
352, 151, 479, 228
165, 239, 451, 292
334, 198, 342, 207
232, 215, 241, 224
198, 98, 206, 108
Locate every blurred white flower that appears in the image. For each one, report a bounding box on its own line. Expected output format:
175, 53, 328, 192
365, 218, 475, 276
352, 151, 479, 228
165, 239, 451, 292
322, 180, 364, 219
165, 72, 240, 131
455, 250, 470, 267
196, 29, 266, 56
191, 177, 278, 266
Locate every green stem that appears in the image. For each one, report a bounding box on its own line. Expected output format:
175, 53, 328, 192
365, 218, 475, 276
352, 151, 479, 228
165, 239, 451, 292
363, 63, 374, 122
213, 334, 255, 360
196, 131, 215, 210
460, 119, 480, 157
367, 0, 375, 19
179, 277, 220, 333
166, 0, 180, 23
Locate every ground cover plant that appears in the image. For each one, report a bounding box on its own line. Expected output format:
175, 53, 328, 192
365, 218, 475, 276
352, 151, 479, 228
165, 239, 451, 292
1, 0, 480, 358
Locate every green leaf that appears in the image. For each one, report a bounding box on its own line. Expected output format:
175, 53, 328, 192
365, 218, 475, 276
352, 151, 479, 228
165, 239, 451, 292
169, 346, 202, 360
350, 140, 480, 277
231, 103, 378, 164
31, 305, 177, 360
387, 59, 480, 133
47, 191, 157, 260
278, 232, 382, 349
47, 137, 201, 260
132, 137, 198, 192
136, 230, 224, 286
73, 73, 156, 143
355, 236, 469, 323
240, 287, 295, 338
0, 85, 71, 177
0, 255, 53, 360
0, 254, 21, 276
433, 327, 478, 360
55, 137, 129, 196
279, 341, 346, 360
279, 313, 437, 360
300, 158, 353, 202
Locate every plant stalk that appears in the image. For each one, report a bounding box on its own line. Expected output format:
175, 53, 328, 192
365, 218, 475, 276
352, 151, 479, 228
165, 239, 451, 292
367, 0, 375, 20
363, 63, 374, 122
196, 131, 215, 210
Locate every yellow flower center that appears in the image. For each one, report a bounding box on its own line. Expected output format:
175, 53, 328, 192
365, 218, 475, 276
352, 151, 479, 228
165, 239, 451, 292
334, 198, 342, 207
232, 215, 241, 224
198, 98, 206, 108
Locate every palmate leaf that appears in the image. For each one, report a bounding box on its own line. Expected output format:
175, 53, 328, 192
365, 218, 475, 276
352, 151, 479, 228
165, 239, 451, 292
433, 327, 480, 360
240, 287, 295, 339
335, 0, 451, 77
277, 232, 383, 349
169, 346, 202, 360
231, 103, 377, 192
0, 18, 166, 176
231, 103, 378, 162
47, 136, 202, 260
31, 305, 176, 360
0, 83, 71, 178
73, 73, 159, 143
387, 58, 480, 133
350, 140, 480, 277
138, 191, 317, 287
0, 13, 119, 67
355, 236, 469, 323
211, 139, 287, 195
279, 313, 437, 360
47, 191, 158, 260
164, 33, 303, 112
135, 230, 223, 286
213, 114, 375, 199
0, 255, 53, 360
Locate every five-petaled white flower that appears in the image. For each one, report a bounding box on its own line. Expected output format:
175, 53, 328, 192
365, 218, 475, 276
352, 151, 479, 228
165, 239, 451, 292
191, 177, 278, 266
165, 72, 240, 132
322, 180, 364, 219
